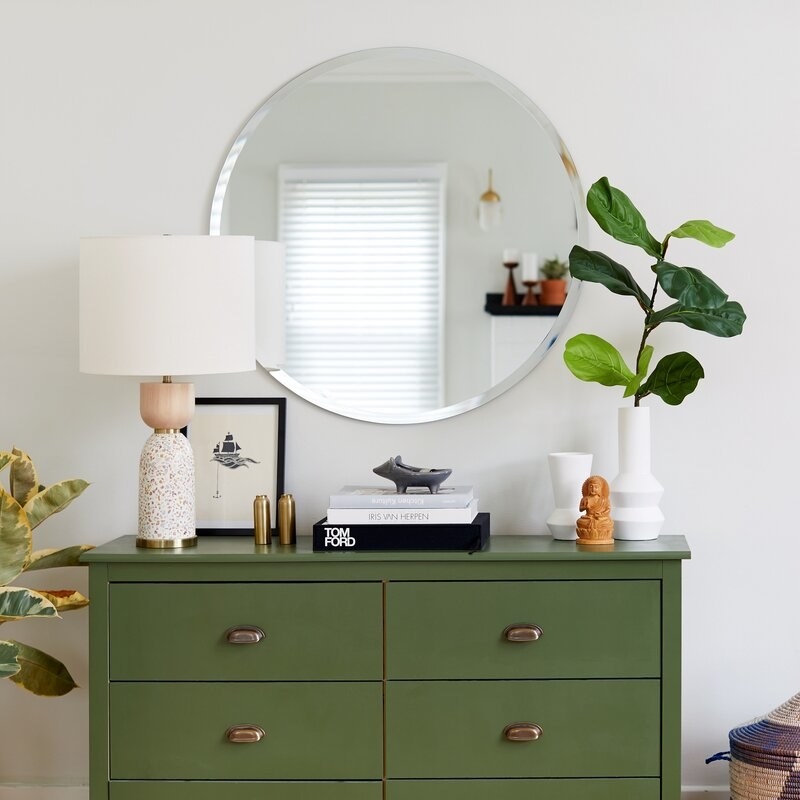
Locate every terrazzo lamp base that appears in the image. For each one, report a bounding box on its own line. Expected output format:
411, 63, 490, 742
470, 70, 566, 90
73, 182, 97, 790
137, 430, 197, 548
135, 380, 197, 549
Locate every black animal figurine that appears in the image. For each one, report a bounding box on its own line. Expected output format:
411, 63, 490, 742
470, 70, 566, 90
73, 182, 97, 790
373, 455, 452, 494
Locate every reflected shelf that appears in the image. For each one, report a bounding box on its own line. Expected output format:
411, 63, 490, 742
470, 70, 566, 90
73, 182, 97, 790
483, 293, 563, 316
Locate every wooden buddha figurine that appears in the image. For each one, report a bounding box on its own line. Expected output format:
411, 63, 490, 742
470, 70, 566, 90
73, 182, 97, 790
576, 475, 614, 545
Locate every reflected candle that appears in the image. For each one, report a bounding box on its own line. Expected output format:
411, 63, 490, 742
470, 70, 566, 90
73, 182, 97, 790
522, 252, 539, 282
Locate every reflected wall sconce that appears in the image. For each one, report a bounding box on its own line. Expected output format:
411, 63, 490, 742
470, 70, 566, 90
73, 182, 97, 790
79, 235, 256, 548
478, 168, 502, 231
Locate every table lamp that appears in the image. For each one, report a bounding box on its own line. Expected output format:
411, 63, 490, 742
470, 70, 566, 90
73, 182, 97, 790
79, 235, 256, 548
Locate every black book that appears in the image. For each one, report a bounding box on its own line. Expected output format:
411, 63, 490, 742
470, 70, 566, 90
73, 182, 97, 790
312, 513, 490, 553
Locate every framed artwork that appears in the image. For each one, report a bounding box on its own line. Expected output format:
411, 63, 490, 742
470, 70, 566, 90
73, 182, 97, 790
184, 397, 286, 535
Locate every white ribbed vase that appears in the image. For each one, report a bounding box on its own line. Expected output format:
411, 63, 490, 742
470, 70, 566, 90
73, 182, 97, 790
138, 431, 196, 546
546, 452, 593, 540
610, 407, 664, 540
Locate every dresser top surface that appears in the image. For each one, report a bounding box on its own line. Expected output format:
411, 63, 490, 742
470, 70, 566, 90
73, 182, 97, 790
82, 534, 690, 564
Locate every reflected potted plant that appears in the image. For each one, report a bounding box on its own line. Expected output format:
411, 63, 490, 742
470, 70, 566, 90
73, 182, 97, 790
539, 256, 569, 305
563, 177, 745, 539
0, 448, 92, 695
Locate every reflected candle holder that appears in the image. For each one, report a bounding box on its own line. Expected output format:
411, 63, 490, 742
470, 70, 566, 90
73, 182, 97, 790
521, 279, 538, 306
502, 260, 519, 306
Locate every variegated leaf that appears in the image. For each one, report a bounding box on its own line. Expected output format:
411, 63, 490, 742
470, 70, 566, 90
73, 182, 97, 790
10, 448, 39, 506
7, 640, 77, 696
0, 490, 32, 585
0, 452, 17, 474
26, 545, 95, 571
0, 587, 58, 622
0, 640, 21, 679
23, 479, 90, 530
36, 590, 89, 612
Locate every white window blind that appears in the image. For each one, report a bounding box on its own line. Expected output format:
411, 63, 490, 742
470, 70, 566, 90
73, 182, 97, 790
278, 164, 445, 414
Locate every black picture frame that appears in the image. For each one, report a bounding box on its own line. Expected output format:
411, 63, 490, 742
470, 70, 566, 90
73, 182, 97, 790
183, 397, 286, 536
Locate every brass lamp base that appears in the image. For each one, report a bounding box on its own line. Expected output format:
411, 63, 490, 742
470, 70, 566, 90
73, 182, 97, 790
135, 536, 198, 549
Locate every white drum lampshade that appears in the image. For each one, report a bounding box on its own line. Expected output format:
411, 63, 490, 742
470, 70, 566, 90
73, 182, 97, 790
79, 235, 256, 548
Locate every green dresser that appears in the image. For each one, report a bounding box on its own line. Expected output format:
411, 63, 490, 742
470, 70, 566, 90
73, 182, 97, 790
83, 535, 690, 800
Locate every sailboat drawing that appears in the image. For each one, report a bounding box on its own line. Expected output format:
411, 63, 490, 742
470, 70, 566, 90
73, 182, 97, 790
210, 432, 260, 499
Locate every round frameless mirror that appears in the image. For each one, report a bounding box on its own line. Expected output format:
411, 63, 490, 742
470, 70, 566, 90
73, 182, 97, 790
211, 47, 587, 424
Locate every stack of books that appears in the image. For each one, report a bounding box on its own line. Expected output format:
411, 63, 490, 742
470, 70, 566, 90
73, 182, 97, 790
312, 485, 489, 552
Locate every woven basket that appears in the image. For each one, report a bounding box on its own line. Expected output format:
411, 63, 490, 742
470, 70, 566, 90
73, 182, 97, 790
728, 692, 800, 799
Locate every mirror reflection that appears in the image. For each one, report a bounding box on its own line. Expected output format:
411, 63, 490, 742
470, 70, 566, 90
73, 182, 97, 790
211, 47, 586, 423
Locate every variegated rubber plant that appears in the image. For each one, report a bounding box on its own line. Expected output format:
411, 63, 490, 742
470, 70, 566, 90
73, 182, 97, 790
564, 178, 746, 405
0, 448, 92, 696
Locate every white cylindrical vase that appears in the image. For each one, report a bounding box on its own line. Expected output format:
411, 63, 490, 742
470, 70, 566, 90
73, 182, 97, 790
546, 452, 593, 540
610, 406, 664, 540
137, 431, 197, 548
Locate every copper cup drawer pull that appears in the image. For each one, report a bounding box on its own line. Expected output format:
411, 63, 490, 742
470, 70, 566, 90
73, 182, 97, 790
503, 722, 543, 742
226, 724, 266, 743
225, 625, 265, 644
503, 623, 543, 642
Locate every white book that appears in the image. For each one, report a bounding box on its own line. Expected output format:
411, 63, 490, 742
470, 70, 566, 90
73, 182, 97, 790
326, 498, 479, 525
329, 485, 474, 509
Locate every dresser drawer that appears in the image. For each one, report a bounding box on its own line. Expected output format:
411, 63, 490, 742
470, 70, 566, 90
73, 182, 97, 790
109, 582, 382, 680
386, 580, 660, 678
386, 679, 660, 778
386, 778, 659, 800
110, 782, 382, 800
110, 682, 382, 780
386, 778, 661, 800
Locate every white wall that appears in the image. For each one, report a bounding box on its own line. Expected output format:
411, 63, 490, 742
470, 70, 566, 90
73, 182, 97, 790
1, 0, 798, 796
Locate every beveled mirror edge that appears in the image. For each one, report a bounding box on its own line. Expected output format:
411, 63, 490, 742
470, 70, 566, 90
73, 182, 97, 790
269, 279, 582, 425
210, 46, 588, 425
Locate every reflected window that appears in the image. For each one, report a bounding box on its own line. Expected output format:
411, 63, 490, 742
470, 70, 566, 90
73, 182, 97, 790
278, 163, 446, 413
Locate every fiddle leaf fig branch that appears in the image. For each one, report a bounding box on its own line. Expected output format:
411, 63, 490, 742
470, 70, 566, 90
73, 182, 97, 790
564, 177, 745, 406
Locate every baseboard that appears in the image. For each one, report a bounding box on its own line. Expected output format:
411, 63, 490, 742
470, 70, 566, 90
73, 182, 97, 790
0, 785, 87, 800
0, 785, 730, 799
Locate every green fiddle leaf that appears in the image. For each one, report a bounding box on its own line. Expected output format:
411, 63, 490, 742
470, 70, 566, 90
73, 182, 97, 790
586, 177, 662, 259
0, 587, 58, 622
668, 219, 735, 248
624, 344, 654, 398
564, 334, 635, 387
7, 641, 78, 696
0, 491, 32, 586
654, 262, 728, 309
639, 352, 705, 405
569, 245, 652, 310
637, 344, 655, 376
0, 640, 20, 679
23, 479, 90, 531
649, 300, 746, 337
